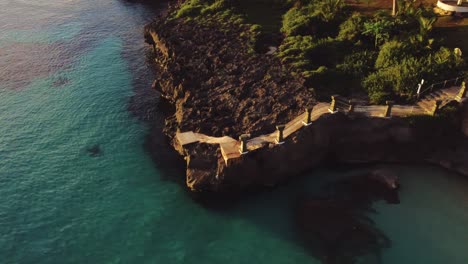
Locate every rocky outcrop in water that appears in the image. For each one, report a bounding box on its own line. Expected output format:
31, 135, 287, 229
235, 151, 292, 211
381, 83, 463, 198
145, 7, 468, 192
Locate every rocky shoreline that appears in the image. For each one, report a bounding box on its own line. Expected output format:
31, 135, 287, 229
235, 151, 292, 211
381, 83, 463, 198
144, 7, 314, 137
145, 6, 468, 192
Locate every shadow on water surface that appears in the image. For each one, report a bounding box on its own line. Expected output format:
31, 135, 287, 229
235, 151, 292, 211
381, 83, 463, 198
189, 164, 397, 264
121, 0, 187, 184
294, 172, 397, 264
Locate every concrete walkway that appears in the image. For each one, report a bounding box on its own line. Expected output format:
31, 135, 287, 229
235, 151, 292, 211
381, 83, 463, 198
176, 85, 465, 163
176, 103, 330, 162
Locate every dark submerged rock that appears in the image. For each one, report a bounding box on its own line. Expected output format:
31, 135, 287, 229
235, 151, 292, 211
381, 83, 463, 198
52, 77, 70, 88
87, 144, 102, 157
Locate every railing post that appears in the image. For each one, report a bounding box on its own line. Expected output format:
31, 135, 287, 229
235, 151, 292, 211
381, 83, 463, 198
455, 77, 459, 86
303, 107, 313, 126
384, 101, 394, 118
431, 100, 442, 116
239, 134, 250, 154
329, 95, 339, 113
348, 100, 355, 113
275, 125, 286, 144
456, 81, 466, 101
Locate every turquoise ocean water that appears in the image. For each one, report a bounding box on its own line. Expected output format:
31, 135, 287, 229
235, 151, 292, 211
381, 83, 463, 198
1, 1, 468, 263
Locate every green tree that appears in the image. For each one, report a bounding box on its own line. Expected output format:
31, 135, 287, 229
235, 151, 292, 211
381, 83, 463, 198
410, 15, 436, 48
363, 20, 394, 47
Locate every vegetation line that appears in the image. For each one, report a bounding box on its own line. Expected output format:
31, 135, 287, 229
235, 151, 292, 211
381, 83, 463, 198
173, 0, 466, 103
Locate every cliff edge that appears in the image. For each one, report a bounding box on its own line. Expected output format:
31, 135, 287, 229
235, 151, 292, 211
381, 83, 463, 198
145, 7, 468, 192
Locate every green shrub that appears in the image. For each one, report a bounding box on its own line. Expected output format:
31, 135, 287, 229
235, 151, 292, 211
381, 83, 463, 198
337, 50, 377, 77
175, 0, 204, 18
175, 0, 237, 20
281, 0, 345, 37
201, 0, 230, 15
315, 0, 345, 23
246, 24, 263, 53
337, 13, 368, 42
362, 71, 392, 104
278, 1, 465, 102
305, 38, 349, 66
304, 67, 350, 98
278, 35, 315, 63
428, 47, 465, 80
281, 5, 316, 36
279, 36, 351, 97
364, 45, 465, 101
279, 36, 348, 71
391, 57, 425, 96
365, 57, 426, 99
375, 40, 415, 69
363, 19, 394, 47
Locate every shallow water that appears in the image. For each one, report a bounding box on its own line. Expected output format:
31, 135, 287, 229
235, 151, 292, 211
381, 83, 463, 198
1, 1, 468, 263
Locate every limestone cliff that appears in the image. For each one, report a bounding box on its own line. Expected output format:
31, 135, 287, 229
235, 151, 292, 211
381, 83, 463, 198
145, 8, 468, 192
184, 110, 468, 191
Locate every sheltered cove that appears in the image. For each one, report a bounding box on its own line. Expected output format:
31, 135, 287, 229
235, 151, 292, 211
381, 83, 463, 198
145, 8, 468, 192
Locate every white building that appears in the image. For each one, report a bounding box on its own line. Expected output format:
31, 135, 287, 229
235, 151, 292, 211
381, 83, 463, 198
437, 0, 468, 13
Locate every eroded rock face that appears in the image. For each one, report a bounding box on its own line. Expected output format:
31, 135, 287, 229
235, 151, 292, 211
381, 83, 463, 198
212, 114, 413, 192
184, 112, 468, 192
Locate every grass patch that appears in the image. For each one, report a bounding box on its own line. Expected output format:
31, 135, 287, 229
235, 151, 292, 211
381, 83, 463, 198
236, 1, 286, 34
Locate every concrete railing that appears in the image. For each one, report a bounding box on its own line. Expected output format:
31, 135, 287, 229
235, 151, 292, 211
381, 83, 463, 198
176, 81, 466, 164
418, 77, 464, 99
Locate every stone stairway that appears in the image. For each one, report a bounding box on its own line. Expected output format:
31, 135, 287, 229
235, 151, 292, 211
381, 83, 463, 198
329, 95, 360, 113
334, 96, 351, 112
417, 86, 460, 114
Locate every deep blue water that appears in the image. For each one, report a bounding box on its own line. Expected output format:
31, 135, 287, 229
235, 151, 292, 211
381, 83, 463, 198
1, 1, 468, 263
